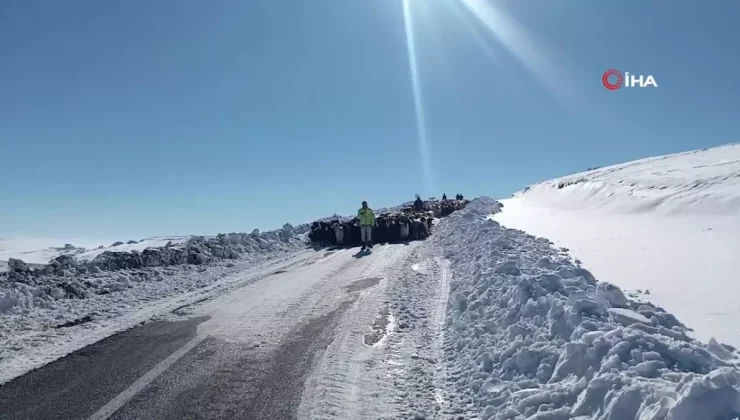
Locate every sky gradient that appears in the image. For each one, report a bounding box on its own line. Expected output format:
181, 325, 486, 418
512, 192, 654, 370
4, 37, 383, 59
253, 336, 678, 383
2, 0, 739, 239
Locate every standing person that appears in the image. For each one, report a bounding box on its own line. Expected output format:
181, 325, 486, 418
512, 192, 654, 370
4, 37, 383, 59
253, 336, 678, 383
358, 201, 375, 250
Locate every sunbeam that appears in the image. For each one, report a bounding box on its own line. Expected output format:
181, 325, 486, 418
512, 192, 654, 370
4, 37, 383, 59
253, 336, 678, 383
447, 0, 545, 113
458, 0, 578, 106
403, 0, 434, 196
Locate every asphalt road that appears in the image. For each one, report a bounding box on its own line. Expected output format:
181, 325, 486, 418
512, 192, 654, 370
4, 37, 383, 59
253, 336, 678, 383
108, 303, 353, 420
0, 317, 206, 420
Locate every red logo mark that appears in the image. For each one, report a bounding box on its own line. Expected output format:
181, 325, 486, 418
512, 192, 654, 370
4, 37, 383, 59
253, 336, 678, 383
602, 69, 623, 90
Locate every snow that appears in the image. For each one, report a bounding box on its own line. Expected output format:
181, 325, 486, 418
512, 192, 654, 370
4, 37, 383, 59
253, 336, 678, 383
0, 236, 190, 267
75, 236, 191, 261
0, 237, 103, 267
432, 196, 740, 420
511, 143, 740, 216
608, 308, 651, 326
495, 143, 740, 350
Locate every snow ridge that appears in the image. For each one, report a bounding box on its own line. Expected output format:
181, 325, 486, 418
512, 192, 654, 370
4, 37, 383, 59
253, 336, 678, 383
516, 143, 740, 216
435, 197, 740, 419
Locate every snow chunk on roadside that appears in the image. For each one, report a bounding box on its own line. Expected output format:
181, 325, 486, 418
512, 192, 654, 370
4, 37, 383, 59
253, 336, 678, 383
608, 307, 650, 326
596, 282, 628, 308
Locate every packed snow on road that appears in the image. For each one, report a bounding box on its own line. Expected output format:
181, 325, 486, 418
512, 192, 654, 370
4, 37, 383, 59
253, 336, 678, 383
2, 144, 740, 419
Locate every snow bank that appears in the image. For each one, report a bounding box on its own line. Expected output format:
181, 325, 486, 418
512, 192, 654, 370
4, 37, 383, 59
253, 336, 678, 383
495, 143, 740, 349
436, 197, 740, 420
75, 236, 191, 261
0, 226, 309, 313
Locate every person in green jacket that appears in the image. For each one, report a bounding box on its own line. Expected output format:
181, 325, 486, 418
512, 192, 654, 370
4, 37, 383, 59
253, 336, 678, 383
358, 201, 375, 250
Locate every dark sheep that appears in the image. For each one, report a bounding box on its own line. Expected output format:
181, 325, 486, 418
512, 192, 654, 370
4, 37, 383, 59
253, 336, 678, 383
308, 196, 469, 248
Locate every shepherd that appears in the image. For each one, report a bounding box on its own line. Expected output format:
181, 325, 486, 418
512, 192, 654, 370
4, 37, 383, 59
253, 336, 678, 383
358, 201, 375, 251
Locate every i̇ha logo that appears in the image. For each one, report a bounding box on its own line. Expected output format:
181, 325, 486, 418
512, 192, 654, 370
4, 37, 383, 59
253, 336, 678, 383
602, 69, 658, 90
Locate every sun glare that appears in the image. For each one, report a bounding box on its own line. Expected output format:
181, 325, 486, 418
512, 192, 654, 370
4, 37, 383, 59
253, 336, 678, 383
457, 0, 578, 106
403, 0, 434, 196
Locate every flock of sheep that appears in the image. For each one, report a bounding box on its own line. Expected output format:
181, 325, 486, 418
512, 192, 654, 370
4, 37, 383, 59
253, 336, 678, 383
308, 198, 469, 248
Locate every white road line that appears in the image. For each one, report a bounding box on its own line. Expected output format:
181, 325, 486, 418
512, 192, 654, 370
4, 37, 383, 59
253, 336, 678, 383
87, 334, 206, 420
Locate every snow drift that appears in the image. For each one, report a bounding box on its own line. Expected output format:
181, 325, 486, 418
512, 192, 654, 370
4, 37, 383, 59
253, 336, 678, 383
435, 197, 740, 420
495, 144, 740, 350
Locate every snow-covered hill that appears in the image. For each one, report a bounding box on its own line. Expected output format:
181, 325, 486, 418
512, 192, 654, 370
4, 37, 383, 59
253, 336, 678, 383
495, 143, 740, 349
512, 143, 740, 216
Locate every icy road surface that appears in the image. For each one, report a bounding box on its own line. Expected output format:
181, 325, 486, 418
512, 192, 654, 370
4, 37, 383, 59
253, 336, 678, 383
0, 242, 450, 420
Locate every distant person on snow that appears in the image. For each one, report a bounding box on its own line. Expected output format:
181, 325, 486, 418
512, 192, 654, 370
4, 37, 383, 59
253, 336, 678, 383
414, 195, 424, 211
358, 201, 375, 250
442, 193, 447, 201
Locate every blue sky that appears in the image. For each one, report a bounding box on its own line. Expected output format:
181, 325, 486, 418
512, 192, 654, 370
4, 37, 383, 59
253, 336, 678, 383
1, 0, 739, 239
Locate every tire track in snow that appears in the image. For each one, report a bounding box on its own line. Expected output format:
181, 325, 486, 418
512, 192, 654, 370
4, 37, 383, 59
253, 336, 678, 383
378, 245, 456, 419
298, 244, 417, 420
431, 257, 451, 409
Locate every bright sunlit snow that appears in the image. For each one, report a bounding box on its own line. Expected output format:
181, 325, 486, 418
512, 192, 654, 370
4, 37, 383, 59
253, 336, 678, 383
495, 143, 740, 349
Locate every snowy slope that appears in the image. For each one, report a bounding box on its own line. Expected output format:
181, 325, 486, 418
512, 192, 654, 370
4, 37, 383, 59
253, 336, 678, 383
513, 143, 740, 215
495, 143, 740, 350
